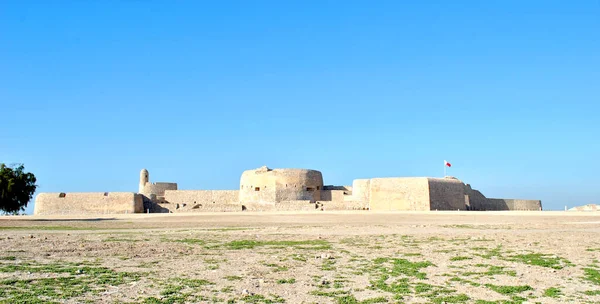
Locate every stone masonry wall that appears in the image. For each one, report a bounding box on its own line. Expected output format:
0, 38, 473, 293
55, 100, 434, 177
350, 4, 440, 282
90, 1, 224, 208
487, 199, 542, 211
427, 178, 467, 210
142, 182, 178, 197
163, 190, 239, 205
319, 190, 347, 203
34, 192, 143, 215
368, 178, 431, 211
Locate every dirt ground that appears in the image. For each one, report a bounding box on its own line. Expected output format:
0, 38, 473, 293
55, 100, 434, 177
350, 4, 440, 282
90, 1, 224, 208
1, 211, 599, 304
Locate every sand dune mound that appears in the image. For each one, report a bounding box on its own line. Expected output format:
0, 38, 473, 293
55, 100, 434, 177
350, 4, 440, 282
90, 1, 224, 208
569, 204, 600, 211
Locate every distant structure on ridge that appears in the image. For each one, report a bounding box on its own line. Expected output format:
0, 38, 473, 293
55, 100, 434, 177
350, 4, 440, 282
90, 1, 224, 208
34, 166, 542, 215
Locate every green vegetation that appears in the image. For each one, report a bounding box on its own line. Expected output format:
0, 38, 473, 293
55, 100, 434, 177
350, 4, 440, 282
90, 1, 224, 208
449, 276, 481, 287
0, 163, 37, 214
485, 284, 533, 295
371, 257, 434, 279
173, 238, 206, 245
463, 265, 516, 277
336, 295, 388, 304
0, 260, 142, 303
583, 268, 600, 285
222, 239, 331, 250
450, 256, 472, 261
543, 287, 562, 298
147, 278, 214, 303
103, 237, 142, 242
224, 275, 243, 281
276, 278, 296, 284
0, 256, 16, 261
322, 259, 337, 271
506, 253, 572, 269
473, 245, 503, 259
263, 263, 288, 272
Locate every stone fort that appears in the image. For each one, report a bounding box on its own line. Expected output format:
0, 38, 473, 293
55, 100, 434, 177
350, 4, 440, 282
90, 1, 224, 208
34, 166, 542, 215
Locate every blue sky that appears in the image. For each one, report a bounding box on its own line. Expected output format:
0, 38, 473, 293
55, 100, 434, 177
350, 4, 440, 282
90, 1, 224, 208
1, 1, 598, 213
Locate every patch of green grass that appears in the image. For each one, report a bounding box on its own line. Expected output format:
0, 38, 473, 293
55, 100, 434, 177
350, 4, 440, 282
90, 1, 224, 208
443, 224, 476, 229
240, 294, 285, 303
0, 260, 142, 303
474, 245, 503, 259
103, 237, 142, 242
402, 253, 422, 257
152, 278, 214, 303
485, 284, 533, 295
507, 253, 572, 269
174, 238, 206, 245
207, 227, 252, 231
586, 248, 600, 252
449, 276, 481, 287
584, 290, 600, 296
336, 295, 388, 304
463, 265, 516, 277
221, 286, 234, 293
310, 290, 350, 297
0, 256, 16, 261
450, 256, 472, 261
322, 259, 337, 271
543, 287, 562, 298
263, 263, 288, 272
291, 255, 307, 262
583, 268, 600, 285
224, 275, 243, 281
372, 257, 434, 279
223, 239, 331, 250
276, 278, 296, 284
431, 294, 469, 303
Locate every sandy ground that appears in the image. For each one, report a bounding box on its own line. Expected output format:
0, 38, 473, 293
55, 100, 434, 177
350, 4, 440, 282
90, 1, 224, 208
1, 211, 600, 304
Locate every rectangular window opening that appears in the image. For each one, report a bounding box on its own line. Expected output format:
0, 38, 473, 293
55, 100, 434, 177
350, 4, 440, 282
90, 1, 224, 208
255, 187, 260, 191
306, 187, 315, 192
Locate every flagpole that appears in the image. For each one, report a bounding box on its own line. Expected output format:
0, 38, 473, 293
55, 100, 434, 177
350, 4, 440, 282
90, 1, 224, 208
444, 161, 446, 177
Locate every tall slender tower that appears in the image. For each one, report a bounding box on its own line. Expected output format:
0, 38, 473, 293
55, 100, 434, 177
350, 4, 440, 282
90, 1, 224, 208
139, 169, 149, 194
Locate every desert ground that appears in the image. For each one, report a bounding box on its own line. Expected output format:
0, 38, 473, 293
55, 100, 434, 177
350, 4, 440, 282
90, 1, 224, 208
1, 211, 599, 304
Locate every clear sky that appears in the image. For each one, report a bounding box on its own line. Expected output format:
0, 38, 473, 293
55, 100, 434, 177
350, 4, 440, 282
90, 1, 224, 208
1, 1, 599, 214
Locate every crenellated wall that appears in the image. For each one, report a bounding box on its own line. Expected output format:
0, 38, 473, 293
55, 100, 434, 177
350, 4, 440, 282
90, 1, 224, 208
34, 192, 143, 215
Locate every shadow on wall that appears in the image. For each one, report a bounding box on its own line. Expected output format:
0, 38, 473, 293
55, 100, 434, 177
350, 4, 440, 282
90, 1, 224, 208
142, 196, 170, 213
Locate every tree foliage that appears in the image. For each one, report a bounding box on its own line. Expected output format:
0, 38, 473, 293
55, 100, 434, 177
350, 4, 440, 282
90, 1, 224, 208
0, 163, 37, 214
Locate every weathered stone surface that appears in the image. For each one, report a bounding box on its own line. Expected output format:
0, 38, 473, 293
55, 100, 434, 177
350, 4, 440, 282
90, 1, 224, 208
34, 167, 542, 214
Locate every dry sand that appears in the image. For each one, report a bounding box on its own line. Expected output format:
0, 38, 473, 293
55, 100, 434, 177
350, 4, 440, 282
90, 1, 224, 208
1, 211, 599, 303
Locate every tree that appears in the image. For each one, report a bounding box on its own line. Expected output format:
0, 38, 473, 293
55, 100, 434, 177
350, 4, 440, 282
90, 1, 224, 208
0, 163, 37, 214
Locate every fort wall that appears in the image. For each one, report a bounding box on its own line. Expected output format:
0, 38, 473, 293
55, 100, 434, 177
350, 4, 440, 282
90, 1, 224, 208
142, 182, 178, 197
34, 192, 143, 215
487, 199, 542, 211
319, 190, 347, 203
352, 179, 370, 203
427, 178, 467, 210
368, 178, 431, 211
163, 190, 239, 206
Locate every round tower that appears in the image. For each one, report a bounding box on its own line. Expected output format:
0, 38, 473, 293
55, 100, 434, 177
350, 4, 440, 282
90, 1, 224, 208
139, 169, 149, 193
239, 166, 323, 203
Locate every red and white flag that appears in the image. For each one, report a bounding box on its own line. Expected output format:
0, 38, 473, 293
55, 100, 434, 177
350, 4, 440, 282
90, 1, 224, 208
444, 160, 452, 167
